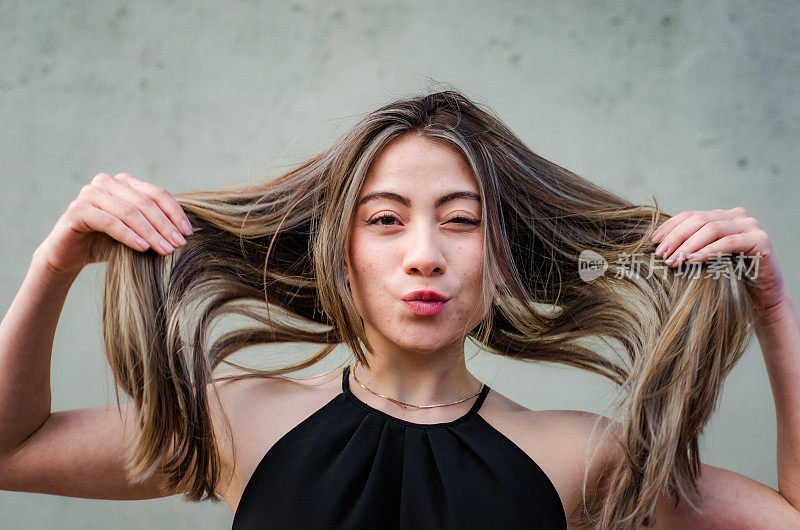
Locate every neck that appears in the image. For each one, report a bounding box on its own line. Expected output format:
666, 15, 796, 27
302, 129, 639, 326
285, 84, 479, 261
351, 354, 481, 408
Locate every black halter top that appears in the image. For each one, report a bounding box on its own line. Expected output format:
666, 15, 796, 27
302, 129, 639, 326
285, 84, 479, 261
232, 365, 567, 529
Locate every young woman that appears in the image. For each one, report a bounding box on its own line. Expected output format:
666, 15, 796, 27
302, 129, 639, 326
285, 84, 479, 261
1, 90, 798, 529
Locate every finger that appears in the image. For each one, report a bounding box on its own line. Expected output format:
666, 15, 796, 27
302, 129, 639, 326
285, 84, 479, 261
663, 217, 751, 266
113, 173, 193, 236
651, 208, 733, 243
651, 210, 693, 243
682, 231, 761, 264
83, 187, 177, 255
95, 174, 187, 248
78, 202, 151, 252
654, 210, 735, 258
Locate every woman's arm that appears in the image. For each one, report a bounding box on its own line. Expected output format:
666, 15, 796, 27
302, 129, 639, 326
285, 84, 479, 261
0, 250, 178, 499
753, 287, 800, 508
638, 291, 800, 529
628, 207, 800, 527
0, 251, 175, 498
0, 249, 240, 501
0, 250, 79, 455
0, 172, 196, 499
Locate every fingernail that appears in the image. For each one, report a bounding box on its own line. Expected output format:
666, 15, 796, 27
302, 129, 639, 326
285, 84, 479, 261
161, 240, 174, 253
172, 229, 187, 246
181, 219, 193, 235
687, 252, 701, 261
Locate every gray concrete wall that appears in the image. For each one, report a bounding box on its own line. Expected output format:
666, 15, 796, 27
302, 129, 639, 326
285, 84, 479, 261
1, 0, 798, 527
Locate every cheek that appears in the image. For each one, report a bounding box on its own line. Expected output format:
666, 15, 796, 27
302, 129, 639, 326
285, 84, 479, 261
450, 248, 488, 322
348, 242, 388, 311
350, 268, 399, 333
461, 241, 485, 284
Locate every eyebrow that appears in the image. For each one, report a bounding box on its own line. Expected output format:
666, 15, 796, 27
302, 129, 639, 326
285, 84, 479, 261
356, 190, 481, 209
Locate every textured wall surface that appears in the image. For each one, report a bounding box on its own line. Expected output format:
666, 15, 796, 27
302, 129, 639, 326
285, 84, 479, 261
1, 0, 798, 527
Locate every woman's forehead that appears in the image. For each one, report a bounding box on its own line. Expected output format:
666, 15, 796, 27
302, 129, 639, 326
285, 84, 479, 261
359, 136, 480, 199
368, 135, 472, 177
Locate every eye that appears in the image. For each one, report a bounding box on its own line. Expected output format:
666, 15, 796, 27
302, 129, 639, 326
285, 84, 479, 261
366, 214, 481, 227
449, 216, 481, 226
367, 214, 400, 226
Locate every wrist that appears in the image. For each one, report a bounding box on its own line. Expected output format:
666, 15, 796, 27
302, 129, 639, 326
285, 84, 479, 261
755, 287, 796, 329
30, 248, 82, 284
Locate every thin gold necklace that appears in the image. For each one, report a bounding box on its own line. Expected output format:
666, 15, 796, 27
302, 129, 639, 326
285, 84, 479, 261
349, 363, 484, 409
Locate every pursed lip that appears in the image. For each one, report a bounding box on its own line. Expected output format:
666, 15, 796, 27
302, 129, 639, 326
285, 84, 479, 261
401, 289, 451, 302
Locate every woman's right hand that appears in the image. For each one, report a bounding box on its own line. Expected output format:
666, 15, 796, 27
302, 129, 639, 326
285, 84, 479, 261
34, 172, 194, 275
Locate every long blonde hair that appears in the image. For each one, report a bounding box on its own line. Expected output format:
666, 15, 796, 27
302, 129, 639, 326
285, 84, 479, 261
101, 87, 762, 528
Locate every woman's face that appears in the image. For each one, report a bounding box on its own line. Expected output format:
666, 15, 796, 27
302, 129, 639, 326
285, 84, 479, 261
345, 133, 489, 356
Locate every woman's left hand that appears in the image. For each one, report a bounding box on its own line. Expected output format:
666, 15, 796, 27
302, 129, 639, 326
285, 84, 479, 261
650, 207, 789, 314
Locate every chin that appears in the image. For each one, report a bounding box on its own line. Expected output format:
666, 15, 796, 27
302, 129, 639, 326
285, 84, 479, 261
388, 327, 459, 353
398, 340, 445, 353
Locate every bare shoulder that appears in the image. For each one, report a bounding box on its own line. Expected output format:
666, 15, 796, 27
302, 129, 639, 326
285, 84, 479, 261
206, 366, 344, 514
479, 389, 621, 528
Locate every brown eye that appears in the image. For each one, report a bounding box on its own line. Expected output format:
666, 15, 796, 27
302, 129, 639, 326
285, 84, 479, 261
366, 215, 480, 227
449, 216, 481, 225
367, 214, 399, 226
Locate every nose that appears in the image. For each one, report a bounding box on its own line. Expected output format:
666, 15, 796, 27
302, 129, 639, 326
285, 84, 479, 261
402, 220, 446, 277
